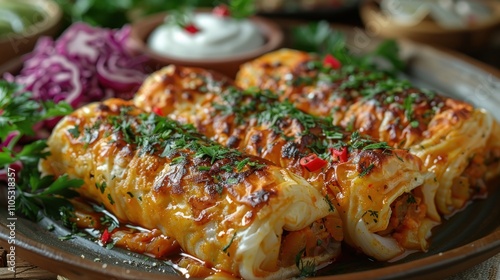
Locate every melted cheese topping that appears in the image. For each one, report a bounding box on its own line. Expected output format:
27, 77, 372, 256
39, 99, 337, 278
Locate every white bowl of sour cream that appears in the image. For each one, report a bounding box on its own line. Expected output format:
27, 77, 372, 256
129, 10, 283, 78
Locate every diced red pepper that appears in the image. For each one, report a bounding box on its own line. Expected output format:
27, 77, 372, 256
323, 54, 342, 69
300, 154, 328, 172
184, 23, 201, 34
152, 106, 164, 116
331, 146, 348, 163
213, 4, 231, 17
101, 228, 112, 245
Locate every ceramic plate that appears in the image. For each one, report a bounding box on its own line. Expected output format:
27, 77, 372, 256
0, 40, 499, 280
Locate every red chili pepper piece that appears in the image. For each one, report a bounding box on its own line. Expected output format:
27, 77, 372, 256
213, 4, 231, 17
323, 54, 342, 69
184, 23, 201, 34
101, 228, 112, 245
331, 146, 348, 163
300, 154, 327, 172
152, 106, 164, 116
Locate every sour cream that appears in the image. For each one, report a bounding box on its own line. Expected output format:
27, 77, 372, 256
148, 13, 265, 59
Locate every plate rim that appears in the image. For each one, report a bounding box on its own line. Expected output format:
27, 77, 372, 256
0, 214, 498, 280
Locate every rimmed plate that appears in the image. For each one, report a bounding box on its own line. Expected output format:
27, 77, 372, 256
0, 37, 499, 280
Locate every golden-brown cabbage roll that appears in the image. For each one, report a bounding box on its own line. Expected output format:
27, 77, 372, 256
236, 48, 500, 215
39, 98, 342, 279
133, 66, 439, 261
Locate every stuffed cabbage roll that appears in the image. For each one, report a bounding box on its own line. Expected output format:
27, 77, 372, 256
39, 98, 341, 279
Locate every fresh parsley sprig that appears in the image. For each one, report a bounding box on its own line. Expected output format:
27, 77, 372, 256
0, 81, 72, 141
291, 21, 406, 74
16, 174, 83, 221
0, 81, 83, 221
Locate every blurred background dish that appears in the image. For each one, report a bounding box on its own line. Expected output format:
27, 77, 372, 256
360, 0, 500, 51
0, 0, 62, 71
128, 9, 284, 78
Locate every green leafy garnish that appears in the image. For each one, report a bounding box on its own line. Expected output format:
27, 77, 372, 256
291, 21, 405, 73
0, 81, 72, 141
101, 214, 119, 232
16, 175, 83, 221
235, 158, 250, 171
228, 0, 255, 19
67, 125, 81, 138
324, 195, 335, 212
198, 166, 211, 171
58, 232, 86, 241
95, 181, 107, 194
295, 248, 316, 277
363, 210, 379, 223
0, 81, 82, 221
222, 232, 237, 253
196, 145, 233, 164
107, 193, 115, 205
362, 142, 392, 151
359, 163, 375, 178
170, 155, 186, 165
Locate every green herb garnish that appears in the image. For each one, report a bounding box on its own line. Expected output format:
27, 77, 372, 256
228, 0, 255, 19
291, 21, 405, 73
295, 248, 316, 277
95, 181, 107, 194
362, 142, 392, 151
324, 195, 335, 212
359, 163, 375, 177
222, 232, 237, 253
67, 125, 80, 138
106, 193, 115, 205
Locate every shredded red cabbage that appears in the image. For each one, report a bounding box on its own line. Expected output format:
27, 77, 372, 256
4, 22, 148, 108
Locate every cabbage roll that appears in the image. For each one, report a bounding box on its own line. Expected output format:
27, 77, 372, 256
39, 98, 341, 279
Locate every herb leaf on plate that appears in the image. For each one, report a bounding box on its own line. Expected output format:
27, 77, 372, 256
0, 81, 72, 141
291, 21, 406, 74
0, 81, 83, 221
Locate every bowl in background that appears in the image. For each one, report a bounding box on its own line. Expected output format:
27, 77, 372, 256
0, 0, 62, 73
360, 0, 500, 51
128, 11, 284, 78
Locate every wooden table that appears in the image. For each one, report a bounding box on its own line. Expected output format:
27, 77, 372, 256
0, 247, 57, 279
